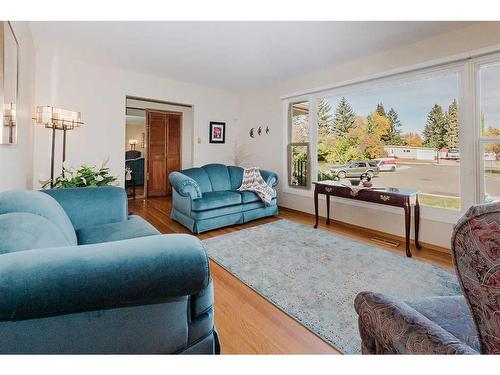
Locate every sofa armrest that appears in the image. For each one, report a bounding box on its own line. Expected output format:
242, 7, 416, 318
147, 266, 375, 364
354, 292, 477, 354
169, 172, 202, 199
0, 234, 209, 321
42, 186, 127, 230
259, 169, 279, 188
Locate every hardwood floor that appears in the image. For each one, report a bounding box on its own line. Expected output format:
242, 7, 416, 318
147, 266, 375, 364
128, 196, 453, 354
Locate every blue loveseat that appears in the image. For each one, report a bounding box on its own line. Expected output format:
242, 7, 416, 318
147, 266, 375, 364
169, 164, 279, 233
0, 186, 219, 354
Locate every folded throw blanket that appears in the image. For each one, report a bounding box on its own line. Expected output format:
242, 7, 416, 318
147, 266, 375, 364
238, 167, 274, 206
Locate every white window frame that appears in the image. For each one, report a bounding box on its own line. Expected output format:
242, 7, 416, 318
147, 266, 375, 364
283, 95, 316, 197
472, 54, 500, 203
282, 50, 500, 224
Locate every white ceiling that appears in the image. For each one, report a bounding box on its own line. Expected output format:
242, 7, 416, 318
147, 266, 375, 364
29, 21, 475, 91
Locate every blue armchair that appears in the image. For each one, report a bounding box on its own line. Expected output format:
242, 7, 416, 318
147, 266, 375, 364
0, 186, 219, 354
169, 163, 279, 233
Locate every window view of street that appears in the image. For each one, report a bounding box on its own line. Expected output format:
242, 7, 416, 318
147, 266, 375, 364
292, 74, 464, 207
479, 63, 500, 202
483, 143, 500, 201
288, 68, 500, 207
310, 73, 463, 209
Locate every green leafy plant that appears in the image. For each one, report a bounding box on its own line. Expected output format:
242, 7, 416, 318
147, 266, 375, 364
41, 160, 117, 189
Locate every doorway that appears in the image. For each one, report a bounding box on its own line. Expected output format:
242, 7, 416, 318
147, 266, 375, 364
147, 109, 182, 197
125, 96, 188, 199
125, 107, 147, 198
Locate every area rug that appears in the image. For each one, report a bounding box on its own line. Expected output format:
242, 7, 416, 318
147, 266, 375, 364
202, 219, 462, 354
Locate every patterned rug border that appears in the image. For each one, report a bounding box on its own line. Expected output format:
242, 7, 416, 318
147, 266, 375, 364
203, 218, 457, 354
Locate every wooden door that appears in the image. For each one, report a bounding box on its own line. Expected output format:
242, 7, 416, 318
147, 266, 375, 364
166, 113, 181, 195
146, 110, 182, 197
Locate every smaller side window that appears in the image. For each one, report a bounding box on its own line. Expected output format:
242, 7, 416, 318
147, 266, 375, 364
288, 101, 311, 189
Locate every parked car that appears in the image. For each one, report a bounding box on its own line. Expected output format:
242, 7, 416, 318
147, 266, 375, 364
447, 149, 460, 159
330, 160, 380, 178
484, 152, 497, 161
373, 158, 397, 172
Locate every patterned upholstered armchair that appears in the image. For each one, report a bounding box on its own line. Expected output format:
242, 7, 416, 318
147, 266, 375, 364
354, 201, 500, 354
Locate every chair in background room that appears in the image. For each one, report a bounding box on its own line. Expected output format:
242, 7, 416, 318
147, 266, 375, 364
125, 151, 145, 198
125, 150, 141, 160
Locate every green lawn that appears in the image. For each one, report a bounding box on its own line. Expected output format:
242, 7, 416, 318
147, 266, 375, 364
418, 194, 460, 210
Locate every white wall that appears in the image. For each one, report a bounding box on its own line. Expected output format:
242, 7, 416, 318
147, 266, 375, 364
0, 22, 35, 191
238, 22, 500, 249
33, 52, 241, 187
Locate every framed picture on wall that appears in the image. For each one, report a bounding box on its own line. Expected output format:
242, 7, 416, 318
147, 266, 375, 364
209, 121, 226, 144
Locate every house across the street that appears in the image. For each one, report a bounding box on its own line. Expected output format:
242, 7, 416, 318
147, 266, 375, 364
384, 145, 437, 161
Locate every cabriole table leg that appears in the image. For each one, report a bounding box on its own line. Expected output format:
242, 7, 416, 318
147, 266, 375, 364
414, 195, 421, 250
404, 198, 412, 257
314, 187, 319, 229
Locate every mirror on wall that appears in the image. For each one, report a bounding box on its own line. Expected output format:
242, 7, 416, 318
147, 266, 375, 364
0, 21, 19, 145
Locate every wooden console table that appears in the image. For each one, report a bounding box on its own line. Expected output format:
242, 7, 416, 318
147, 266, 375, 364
313, 181, 421, 257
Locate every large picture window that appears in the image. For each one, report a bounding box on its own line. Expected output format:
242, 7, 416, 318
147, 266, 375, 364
315, 73, 460, 210
285, 52, 500, 216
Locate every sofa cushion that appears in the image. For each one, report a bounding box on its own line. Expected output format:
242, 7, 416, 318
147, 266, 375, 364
406, 296, 480, 352
0, 213, 72, 254
42, 187, 128, 231
239, 191, 260, 203
202, 164, 231, 191
227, 166, 244, 190
242, 198, 277, 211
190, 205, 243, 220
192, 191, 242, 211
0, 190, 77, 246
238, 190, 277, 204
181, 168, 213, 193
76, 215, 160, 245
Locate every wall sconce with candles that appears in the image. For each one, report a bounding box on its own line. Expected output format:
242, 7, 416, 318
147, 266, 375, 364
0, 21, 19, 145
33, 106, 83, 188
2, 103, 16, 144
128, 139, 139, 150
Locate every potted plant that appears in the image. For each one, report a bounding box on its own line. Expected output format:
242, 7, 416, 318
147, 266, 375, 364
41, 160, 117, 189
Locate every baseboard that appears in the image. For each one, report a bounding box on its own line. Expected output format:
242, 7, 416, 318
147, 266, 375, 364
278, 205, 451, 255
